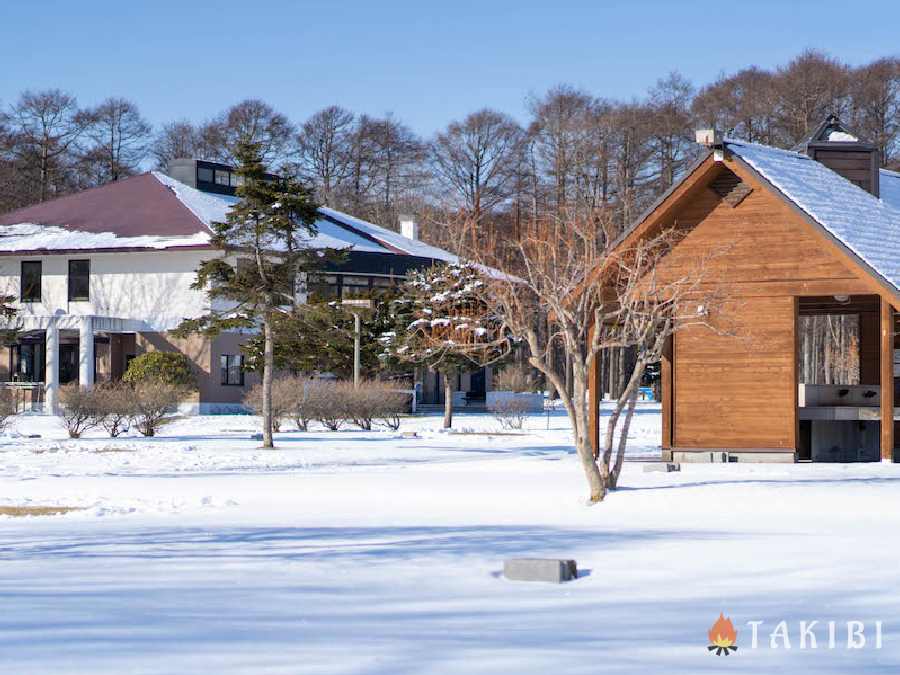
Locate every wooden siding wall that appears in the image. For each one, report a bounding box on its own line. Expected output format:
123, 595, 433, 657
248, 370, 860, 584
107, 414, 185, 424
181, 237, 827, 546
657, 162, 873, 450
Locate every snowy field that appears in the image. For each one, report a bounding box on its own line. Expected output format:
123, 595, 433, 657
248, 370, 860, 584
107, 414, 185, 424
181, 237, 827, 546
2, 404, 900, 673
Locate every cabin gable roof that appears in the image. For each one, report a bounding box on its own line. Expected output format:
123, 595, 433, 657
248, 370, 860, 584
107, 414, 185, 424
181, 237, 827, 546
610, 140, 900, 306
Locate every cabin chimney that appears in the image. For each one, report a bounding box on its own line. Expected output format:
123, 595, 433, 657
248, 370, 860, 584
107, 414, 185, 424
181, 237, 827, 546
799, 114, 880, 197
399, 214, 418, 240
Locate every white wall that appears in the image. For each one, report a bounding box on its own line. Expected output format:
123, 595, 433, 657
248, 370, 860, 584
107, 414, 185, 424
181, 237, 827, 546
0, 250, 219, 331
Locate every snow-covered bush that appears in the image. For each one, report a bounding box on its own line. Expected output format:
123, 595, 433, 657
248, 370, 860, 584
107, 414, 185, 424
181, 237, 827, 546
123, 351, 197, 388
59, 384, 100, 438
130, 382, 186, 437
0, 387, 17, 431
305, 380, 346, 431
243, 377, 299, 432
343, 380, 410, 431
91, 383, 137, 438
292, 378, 318, 432
492, 363, 541, 393
488, 395, 531, 430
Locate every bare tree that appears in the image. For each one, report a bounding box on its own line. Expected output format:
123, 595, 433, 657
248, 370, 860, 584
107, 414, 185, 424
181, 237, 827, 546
773, 50, 850, 145
365, 114, 427, 227
430, 108, 524, 222
294, 106, 355, 206
201, 99, 295, 166
647, 72, 697, 191
692, 67, 779, 145
8, 89, 91, 202
527, 85, 600, 214
849, 57, 900, 168
472, 211, 721, 502
82, 97, 151, 182
151, 120, 203, 169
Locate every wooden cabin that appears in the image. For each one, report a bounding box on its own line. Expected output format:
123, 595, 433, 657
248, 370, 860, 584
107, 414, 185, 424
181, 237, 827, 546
590, 116, 900, 463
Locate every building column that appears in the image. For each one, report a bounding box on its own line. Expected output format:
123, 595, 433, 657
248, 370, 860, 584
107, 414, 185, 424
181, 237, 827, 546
45, 318, 59, 414
79, 316, 94, 388
881, 298, 894, 462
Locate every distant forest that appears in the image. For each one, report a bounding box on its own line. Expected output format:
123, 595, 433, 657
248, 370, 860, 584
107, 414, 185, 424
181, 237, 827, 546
1, 49, 898, 250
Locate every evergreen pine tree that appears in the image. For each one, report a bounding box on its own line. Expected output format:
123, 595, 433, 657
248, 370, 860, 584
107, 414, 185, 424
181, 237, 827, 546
175, 141, 325, 447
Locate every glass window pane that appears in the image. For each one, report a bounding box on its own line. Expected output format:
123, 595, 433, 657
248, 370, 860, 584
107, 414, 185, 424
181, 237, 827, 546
230, 173, 244, 187
215, 170, 230, 186
197, 167, 214, 183
68, 259, 90, 302
220, 355, 229, 385
20, 261, 41, 302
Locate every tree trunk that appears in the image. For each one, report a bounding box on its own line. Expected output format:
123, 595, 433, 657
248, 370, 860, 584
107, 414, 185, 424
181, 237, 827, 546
262, 314, 275, 448
609, 388, 638, 489
443, 371, 454, 429
572, 371, 606, 502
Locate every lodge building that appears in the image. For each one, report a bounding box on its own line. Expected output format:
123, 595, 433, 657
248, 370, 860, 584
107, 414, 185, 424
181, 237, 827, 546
0, 159, 479, 413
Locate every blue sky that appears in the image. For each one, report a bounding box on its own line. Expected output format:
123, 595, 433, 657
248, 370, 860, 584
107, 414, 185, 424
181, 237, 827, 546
1, 0, 898, 136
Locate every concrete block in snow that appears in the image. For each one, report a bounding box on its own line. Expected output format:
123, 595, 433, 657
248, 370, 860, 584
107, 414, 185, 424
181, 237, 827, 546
642, 462, 681, 473
503, 558, 577, 583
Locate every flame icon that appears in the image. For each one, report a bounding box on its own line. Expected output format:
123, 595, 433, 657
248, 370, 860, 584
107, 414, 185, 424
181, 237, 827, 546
707, 613, 738, 655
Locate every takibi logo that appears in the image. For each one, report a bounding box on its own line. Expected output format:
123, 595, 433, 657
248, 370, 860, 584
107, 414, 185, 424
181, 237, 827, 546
708, 613, 738, 655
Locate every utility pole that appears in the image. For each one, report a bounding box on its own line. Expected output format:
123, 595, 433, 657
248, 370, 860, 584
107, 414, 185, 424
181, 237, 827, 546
353, 311, 361, 388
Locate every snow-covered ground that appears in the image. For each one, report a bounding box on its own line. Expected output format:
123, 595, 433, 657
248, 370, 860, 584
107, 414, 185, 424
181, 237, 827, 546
2, 404, 900, 673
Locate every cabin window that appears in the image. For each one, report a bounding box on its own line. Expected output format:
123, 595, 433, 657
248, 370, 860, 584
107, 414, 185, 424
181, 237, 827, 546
230, 173, 244, 187
215, 170, 231, 186
68, 259, 90, 302
20, 261, 41, 303
197, 167, 214, 183
220, 354, 244, 386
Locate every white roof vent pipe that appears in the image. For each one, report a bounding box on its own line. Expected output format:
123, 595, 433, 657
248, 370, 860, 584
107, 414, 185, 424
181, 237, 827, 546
399, 215, 418, 240
696, 129, 726, 162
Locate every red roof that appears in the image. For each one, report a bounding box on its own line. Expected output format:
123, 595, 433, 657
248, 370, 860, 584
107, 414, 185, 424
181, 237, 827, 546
0, 173, 208, 237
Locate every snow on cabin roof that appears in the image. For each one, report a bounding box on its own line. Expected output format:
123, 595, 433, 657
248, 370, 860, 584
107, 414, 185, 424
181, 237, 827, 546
880, 169, 900, 211
727, 139, 900, 293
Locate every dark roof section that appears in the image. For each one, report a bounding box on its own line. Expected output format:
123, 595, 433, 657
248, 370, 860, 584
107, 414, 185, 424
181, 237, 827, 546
0, 173, 209, 237
793, 113, 874, 153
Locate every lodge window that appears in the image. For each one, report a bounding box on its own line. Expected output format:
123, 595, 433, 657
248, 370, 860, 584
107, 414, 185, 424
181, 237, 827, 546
307, 274, 399, 303
215, 170, 231, 186
220, 354, 244, 386
68, 259, 90, 302
20, 261, 41, 303
197, 167, 214, 183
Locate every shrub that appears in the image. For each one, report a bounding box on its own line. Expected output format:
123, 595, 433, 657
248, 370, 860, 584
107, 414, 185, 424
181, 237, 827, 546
292, 378, 317, 432
59, 383, 100, 438
343, 380, 410, 431
123, 351, 197, 388
243, 378, 299, 433
91, 383, 137, 437
131, 382, 186, 437
488, 395, 531, 430
301, 379, 346, 431
492, 363, 540, 393
0, 387, 17, 431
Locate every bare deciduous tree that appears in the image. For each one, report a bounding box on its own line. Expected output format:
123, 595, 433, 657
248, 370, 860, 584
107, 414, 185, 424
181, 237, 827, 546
294, 105, 355, 206
9, 89, 91, 202
430, 108, 524, 222
472, 211, 722, 502
82, 97, 151, 182
151, 120, 203, 169
849, 57, 900, 167
201, 99, 295, 166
